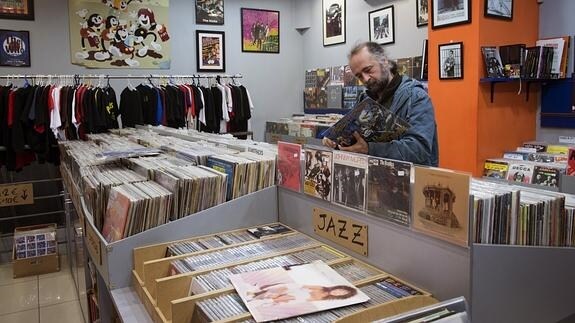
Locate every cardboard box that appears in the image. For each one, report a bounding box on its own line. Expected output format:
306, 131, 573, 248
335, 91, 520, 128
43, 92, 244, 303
13, 224, 60, 278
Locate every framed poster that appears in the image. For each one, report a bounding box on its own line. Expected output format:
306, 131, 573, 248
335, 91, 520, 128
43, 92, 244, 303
196, 30, 225, 72
69, 0, 171, 69
241, 8, 279, 53
431, 0, 470, 29
368, 6, 394, 45
485, 0, 513, 20
322, 0, 345, 46
0, 30, 30, 67
195, 0, 223, 25
0, 0, 34, 20
416, 0, 428, 27
439, 42, 463, 80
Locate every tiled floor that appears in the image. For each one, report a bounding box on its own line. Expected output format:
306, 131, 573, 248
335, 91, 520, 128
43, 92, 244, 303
0, 255, 85, 323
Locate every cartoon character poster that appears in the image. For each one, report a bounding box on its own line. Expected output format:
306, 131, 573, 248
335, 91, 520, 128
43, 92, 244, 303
241, 8, 279, 53
68, 0, 171, 69
0, 29, 30, 66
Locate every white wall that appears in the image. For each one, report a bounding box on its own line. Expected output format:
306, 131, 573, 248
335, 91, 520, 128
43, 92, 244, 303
298, 0, 428, 70
537, 0, 575, 142
0, 0, 304, 141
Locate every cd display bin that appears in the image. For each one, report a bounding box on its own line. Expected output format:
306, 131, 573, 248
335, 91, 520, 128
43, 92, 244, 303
132, 224, 438, 323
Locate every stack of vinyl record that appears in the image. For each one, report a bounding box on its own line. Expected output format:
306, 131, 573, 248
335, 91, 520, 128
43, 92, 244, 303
102, 181, 173, 243
471, 179, 520, 245
82, 166, 148, 231
124, 155, 196, 179
152, 165, 227, 220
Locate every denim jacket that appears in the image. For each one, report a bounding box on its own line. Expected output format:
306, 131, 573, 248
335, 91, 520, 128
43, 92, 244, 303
360, 76, 439, 166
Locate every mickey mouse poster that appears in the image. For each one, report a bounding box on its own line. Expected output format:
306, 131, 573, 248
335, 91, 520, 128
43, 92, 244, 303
69, 0, 171, 69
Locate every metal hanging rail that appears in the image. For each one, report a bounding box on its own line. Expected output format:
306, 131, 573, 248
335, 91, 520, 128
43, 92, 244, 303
0, 73, 242, 80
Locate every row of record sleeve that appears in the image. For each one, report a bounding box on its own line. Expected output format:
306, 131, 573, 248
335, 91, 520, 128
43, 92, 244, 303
60, 127, 278, 243
277, 141, 575, 248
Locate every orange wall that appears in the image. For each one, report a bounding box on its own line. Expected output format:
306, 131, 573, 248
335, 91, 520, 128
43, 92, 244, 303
429, 0, 482, 174
429, 0, 539, 176
476, 1, 540, 175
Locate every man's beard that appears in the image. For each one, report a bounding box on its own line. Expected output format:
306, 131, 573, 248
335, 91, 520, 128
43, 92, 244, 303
365, 77, 389, 94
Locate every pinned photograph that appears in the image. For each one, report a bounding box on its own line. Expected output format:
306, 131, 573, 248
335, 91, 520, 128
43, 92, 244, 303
368, 6, 394, 45
416, 0, 428, 27
439, 42, 463, 79
196, 30, 225, 72
195, 0, 224, 25
485, 0, 513, 20
432, 0, 470, 29
241, 8, 279, 53
0, 29, 30, 67
323, 0, 345, 46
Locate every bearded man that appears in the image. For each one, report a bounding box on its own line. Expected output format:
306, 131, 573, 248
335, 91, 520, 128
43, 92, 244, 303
322, 42, 439, 166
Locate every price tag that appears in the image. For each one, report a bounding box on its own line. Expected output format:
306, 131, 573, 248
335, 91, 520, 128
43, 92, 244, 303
294, 137, 307, 145
559, 136, 575, 144
0, 183, 33, 207
312, 207, 368, 256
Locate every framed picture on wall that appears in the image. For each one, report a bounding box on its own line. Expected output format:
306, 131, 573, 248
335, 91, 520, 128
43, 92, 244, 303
241, 8, 280, 53
439, 42, 463, 80
322, 0, 345, 46
369, 6, 394, 45
416, 0, 428, 27
195, 0, 224, 25
196, 30, 225, 72
431, 0, 470, 29
484, 0, 513, 20
0, 0, 34, 20
0, 30, 30, 67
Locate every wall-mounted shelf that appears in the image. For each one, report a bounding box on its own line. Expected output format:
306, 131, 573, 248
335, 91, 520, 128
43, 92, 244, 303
479, 77, 569, 103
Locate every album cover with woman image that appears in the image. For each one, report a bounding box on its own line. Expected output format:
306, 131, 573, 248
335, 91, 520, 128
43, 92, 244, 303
229, 261, 369, 322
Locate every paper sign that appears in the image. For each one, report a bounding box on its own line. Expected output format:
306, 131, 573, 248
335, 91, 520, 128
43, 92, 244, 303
312, 207, 368, 256
0, 183, 33, 207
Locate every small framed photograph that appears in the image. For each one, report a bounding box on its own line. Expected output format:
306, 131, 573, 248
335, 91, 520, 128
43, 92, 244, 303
369, 6, 394, 45
432, 0, 471, 29
439, 42, 463, 80
485, 0, 513, 20
241, 8, 279, 53
416, 0, 428, 27
0, 0, 34, 20
195, 0, 224, 25
323, 0, 345, 46
196, 30, 225, 72
0, 30, 30, 67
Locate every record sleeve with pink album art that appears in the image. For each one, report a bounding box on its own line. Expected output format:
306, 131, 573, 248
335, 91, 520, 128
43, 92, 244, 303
229, 261, 369, 322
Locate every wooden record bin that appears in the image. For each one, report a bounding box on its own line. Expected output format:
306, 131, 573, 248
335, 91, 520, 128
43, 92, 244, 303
132, 223, 437, 323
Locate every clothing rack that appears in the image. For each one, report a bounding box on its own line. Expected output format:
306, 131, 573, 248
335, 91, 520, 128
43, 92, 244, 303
0, 73, 242, 79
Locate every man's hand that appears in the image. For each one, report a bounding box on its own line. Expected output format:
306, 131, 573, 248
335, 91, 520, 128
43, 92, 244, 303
340, 132, 368, 154
322, 137, 338, 149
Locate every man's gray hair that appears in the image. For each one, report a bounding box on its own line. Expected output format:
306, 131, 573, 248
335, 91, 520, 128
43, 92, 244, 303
348, 42, 398, 75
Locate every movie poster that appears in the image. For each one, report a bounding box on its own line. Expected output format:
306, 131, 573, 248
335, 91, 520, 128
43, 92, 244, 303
68, 0, 171, 68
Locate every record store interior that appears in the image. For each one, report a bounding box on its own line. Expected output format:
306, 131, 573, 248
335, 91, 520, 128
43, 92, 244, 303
1, 0, 575, 322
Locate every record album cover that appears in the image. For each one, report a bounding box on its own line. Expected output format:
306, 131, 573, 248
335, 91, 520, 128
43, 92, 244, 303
277, 142, 302, 192
304, 147, 333, 201
229, 261, 369, 322
367, 157, 412, 226
412, 166, 470, 247
332, 151, 368, 211
322, 97, 410, 147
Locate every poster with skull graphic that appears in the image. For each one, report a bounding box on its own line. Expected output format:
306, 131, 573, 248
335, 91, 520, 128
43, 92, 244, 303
69, 0, 171, 68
